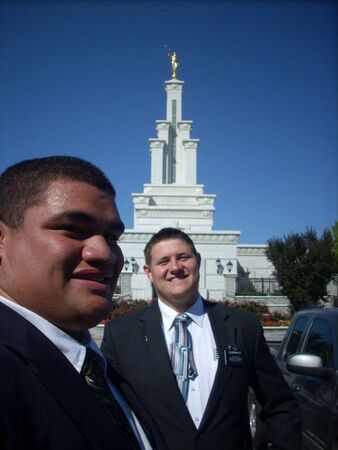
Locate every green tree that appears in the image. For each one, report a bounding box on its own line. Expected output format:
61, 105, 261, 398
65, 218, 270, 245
332, 221, 338, 272
266, 227, 336, 312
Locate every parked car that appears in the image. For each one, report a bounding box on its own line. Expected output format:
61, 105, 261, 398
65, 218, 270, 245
249, 308, 338, 450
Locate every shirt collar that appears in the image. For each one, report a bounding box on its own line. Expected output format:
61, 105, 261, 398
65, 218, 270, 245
158, 295, 205, 331
0, 295, 101, 373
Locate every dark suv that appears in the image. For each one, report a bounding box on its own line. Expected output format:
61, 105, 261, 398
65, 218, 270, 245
249, 308, 338, 450
276, 308, 338, 450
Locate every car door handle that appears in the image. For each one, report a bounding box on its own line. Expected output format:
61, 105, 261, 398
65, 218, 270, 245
290, 383, 300, 392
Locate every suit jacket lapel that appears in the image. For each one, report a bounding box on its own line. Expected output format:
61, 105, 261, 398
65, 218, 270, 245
0, 304, 131, 450
138, 303, 196, 428
27, 324, 132, 450
200, 301, 235, 428
107, 364, 166, 450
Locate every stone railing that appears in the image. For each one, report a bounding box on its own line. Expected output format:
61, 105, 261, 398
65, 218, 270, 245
263, 326, 287, 345
91, 323, 288, 348
235, 296, 289, 313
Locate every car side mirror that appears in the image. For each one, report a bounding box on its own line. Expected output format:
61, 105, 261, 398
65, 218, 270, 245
287, 353, 333, 378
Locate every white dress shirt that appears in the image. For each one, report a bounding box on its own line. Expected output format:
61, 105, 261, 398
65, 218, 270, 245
158, 296, 218, 428
0, 295, 152, 450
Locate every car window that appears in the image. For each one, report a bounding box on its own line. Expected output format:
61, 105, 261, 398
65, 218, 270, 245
303, 318, 334, 368
284, 316, 308, 359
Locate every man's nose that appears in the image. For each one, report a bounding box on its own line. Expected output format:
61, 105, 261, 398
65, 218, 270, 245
82, 235, 117, 265
168, 259, 182, 272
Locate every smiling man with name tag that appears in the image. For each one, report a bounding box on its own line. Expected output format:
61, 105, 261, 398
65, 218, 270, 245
101, 227, 302, 450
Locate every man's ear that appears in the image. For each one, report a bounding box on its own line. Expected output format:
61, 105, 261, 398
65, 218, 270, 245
143, 264, 153, 282
0, 221, 8, 261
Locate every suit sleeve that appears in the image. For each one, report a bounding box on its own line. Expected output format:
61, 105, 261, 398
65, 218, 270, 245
250, 318, 302, 450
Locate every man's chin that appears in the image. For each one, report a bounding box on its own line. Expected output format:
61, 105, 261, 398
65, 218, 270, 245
86, 291, 113, 304
72, 310, 111, 332
82, 296, 114, 323
165, 290, 198, 308
170, 285, 195, 297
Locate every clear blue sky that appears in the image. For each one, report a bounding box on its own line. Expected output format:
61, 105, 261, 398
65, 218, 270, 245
0, 0, 336, 244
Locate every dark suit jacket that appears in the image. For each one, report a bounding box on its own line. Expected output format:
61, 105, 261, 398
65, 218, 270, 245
0, 302, 167, 450
101, 300, 302, 450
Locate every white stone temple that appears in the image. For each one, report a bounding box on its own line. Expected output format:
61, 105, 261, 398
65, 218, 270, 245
118, 62, 275, 301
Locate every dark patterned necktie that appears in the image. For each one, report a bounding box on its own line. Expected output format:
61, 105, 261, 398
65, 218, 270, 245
81, 348, 141, 450
170, 313, 198, 401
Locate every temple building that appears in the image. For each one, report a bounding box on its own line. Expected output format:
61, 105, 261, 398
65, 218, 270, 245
118, 57, 276, 301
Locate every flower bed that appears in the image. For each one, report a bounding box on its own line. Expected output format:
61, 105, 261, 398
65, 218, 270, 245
102, 298, 291, 327
102, 299, 150, 323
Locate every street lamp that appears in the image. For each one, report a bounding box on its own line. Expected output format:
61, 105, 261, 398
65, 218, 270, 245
130, 257, 139, 274
215, 258, 224, 275
124, 258, 130, 271
226, 260, 233, 273
216, 260, 233, 299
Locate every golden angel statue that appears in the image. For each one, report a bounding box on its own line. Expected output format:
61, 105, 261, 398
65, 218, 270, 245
165, 46, 180, 79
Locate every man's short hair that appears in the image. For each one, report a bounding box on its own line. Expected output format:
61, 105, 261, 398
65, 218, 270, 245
0, 156, 116, 228
144, 227, 198, 266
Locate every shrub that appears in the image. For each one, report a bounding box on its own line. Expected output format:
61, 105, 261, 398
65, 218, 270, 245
102, 299, 151, 323
215, 299, 290, 326
102, 298, 291, 326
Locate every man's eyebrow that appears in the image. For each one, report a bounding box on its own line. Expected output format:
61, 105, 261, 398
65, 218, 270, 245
48, 211, 125, 233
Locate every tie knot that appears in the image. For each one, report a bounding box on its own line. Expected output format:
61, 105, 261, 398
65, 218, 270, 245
81, 348, 106, 378
174, 313, 191, 325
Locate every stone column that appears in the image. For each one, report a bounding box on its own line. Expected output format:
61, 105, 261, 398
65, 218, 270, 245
149, 139, 165, 184
224, 274, 236, 298
165, 79, 184, 122
182, 139, 199, 184
120, 272, 132, 296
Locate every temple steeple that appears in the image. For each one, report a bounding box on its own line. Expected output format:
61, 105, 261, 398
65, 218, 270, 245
132, 55, 215, 232
150, 78, 198, 186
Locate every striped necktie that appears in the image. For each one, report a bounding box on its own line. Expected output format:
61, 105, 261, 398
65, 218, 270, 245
170, 313, 198, 401
81, 348, 141, 450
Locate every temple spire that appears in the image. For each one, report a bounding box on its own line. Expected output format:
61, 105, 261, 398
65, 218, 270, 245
131, 59, 215, 232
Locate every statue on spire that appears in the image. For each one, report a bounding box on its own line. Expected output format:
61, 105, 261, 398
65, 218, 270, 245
165, 46, 180, 79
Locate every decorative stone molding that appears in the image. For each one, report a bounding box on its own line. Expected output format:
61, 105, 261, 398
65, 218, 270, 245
178, 121, 192, 130
185, 233, 240, 244
149, 139, 165, 149
183, 140, 199, 149
237, 246, 268, 256
135, 209, 213, 218
165, 83, 184, 90
196, 197, 213, 205
119, 233, 153, 242
120, 231, 240, 244
139, 184, 208, 194
133, 196, 146, 204
156, 121, 170, 130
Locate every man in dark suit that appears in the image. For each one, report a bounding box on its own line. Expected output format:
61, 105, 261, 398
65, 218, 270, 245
101, 227, 302, 450
0, 156, 167, 450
